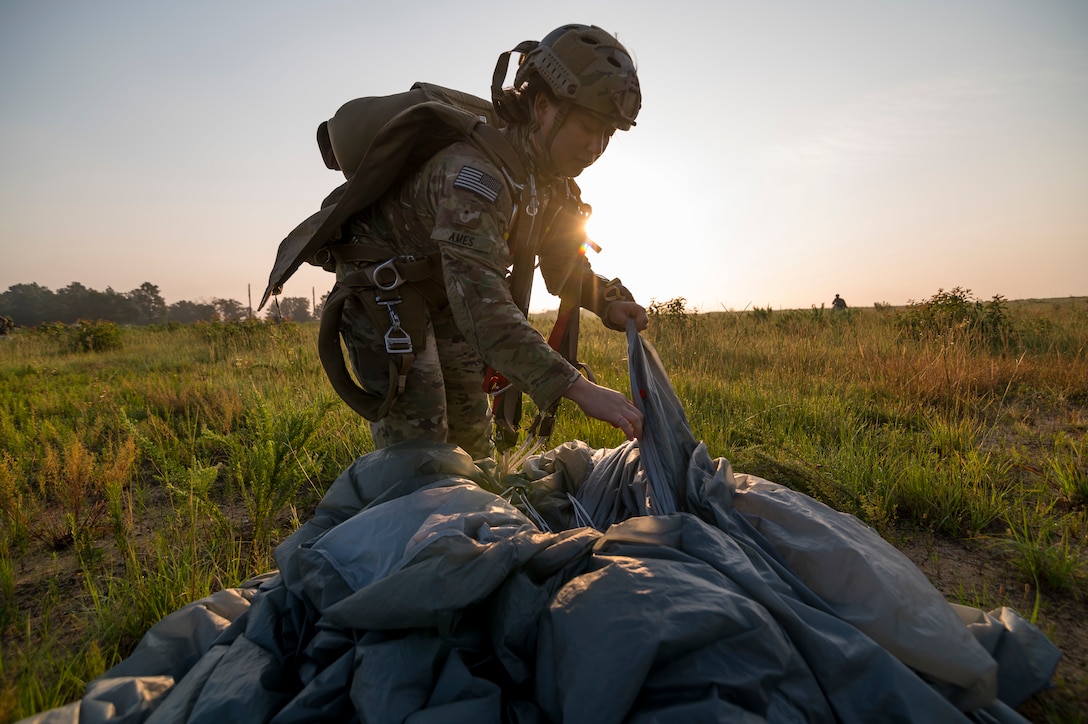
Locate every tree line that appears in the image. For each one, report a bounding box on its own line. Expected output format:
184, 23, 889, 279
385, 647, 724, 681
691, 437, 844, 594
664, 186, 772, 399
0, 282, 320, 328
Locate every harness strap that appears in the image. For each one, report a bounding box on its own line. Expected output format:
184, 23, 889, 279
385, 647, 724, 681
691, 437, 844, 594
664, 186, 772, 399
525, 293, 584, 440
318, 247, 441, 421
329, 243, 447, 307
319, 280, 406, 420
488, 193, 545, 450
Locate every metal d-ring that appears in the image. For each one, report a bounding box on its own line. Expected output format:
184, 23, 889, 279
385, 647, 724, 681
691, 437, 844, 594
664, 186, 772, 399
372, 258, 404, 291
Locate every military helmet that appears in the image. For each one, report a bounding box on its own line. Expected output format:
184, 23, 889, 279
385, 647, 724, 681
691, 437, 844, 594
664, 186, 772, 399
494, 24, 641, 130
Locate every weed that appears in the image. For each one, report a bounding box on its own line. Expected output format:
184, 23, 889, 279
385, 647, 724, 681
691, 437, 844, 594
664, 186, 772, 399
34, 440, 106, 551
0, 453, 29, 552
1047, 432, 1088, 507
205, 396, 333, 560
997, 510, 1085, 594
0, 556, 14, 634
0, 623, 107, 720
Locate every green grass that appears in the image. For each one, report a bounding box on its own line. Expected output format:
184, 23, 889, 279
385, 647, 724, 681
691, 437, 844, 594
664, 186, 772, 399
1, 297, 1086, 721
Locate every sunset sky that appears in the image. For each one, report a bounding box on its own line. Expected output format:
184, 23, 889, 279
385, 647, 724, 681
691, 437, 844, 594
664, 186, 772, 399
2, 0, 1085, 314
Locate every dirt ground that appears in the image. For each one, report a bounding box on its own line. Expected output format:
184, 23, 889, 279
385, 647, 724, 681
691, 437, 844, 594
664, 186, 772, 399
896, 528, 1087, 721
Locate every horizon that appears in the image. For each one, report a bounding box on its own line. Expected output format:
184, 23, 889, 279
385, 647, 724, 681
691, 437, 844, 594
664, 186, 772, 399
4, 277, 1084, 320
2, 1, 1085, 312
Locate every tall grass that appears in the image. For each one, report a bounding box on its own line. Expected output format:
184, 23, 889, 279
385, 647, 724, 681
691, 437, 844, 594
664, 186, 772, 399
0, 320, 370, 720
549, 296, 1087, 594
1, 297, 1086, 720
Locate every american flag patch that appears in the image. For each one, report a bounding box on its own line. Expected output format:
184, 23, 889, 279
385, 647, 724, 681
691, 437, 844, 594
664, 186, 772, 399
453, 166, 502, 202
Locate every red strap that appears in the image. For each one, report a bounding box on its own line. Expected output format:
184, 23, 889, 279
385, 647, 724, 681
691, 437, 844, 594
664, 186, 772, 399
482, 367, 508, 395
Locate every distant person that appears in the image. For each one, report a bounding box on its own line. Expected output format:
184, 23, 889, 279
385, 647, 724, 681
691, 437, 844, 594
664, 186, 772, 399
832, 294, 848, 312
0, 315, 13, 336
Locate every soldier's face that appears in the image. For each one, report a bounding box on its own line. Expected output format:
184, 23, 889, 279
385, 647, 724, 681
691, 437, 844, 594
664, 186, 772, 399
533, 95, 616, 177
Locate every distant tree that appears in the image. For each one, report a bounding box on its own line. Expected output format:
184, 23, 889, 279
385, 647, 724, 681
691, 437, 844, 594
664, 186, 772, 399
2, 282, 255, 327
213, 297, 248, 322
102, 287, 135, 323
54, 282, 94, 322
167, 299, 218, 323
277, 297, 312, 322
0, 282, 60, 326
127, 282, 167, 325
55, 282, 132, 323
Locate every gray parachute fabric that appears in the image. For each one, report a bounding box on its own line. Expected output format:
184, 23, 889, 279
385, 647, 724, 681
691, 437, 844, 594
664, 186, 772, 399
625, 316, 693, 514
561, 318, 689, 529
21, 330, 1060, 724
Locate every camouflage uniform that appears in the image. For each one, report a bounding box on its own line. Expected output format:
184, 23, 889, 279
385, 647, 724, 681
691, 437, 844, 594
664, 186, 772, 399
337, 137, 630, 459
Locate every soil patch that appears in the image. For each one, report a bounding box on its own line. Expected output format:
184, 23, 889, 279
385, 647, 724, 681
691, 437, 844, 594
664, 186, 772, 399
896, 527, 1087, 720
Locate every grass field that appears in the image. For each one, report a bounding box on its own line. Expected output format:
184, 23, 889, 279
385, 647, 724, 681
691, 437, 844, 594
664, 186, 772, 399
1, 292, 1085, 721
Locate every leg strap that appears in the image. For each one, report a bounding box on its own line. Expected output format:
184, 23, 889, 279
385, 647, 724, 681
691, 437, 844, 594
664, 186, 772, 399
318, 248, 437, 420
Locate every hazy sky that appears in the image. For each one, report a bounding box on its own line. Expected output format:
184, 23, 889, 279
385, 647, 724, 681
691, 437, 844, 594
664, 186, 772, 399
2, 0, 1085, 313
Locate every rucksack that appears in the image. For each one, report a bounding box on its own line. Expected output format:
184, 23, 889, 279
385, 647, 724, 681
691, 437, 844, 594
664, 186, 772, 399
259, 83, 528, 421
260, 82, 525, 309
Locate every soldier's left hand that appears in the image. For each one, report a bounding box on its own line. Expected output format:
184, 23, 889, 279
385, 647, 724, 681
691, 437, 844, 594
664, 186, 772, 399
607, 301, 649, 331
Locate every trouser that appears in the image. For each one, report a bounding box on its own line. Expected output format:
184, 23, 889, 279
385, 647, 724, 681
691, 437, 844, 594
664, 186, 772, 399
340, 295, 493, 460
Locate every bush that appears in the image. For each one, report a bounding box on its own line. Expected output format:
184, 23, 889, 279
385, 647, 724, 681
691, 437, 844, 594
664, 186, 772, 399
29, 320, 124, 353
647, 297, 694, 326
894, 287, 1011, 349
750, 305, 774, 322
68, 320, 123, 353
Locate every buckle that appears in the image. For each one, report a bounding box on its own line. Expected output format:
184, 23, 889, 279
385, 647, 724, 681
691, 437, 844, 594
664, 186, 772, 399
384, 326, 412, 354
373, 258, 404, 291
603, 280, 625, 302
377, 297, 412, 354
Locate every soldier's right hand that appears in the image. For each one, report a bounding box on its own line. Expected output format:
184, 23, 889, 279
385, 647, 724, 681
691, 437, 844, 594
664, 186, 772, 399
605, 301, 649, 331
563, 376, 643, 439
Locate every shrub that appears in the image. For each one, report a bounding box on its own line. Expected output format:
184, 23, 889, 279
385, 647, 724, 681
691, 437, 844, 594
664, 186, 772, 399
894, 287, 1011, 349
647, 297, 694, 325
28, 320, 123, 353
750, 305, 774, 322
68, 320, 123, 353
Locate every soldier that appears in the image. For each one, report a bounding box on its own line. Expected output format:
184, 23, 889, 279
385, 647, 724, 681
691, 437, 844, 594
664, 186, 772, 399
0, 315, 13, 336
832, 294, 847, 311
335, 24, 648, 459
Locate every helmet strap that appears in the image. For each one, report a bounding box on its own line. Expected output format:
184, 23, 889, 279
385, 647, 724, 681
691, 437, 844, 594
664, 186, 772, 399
546, 105, 568, 150
530, 93, 569, 177
491, 40, 538, 125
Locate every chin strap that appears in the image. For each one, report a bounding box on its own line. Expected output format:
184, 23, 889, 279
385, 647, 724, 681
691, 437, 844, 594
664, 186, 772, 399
537, 104, 568, 175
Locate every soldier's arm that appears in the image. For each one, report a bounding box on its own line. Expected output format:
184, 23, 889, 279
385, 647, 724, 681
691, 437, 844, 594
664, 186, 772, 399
429, 156, 581, 412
